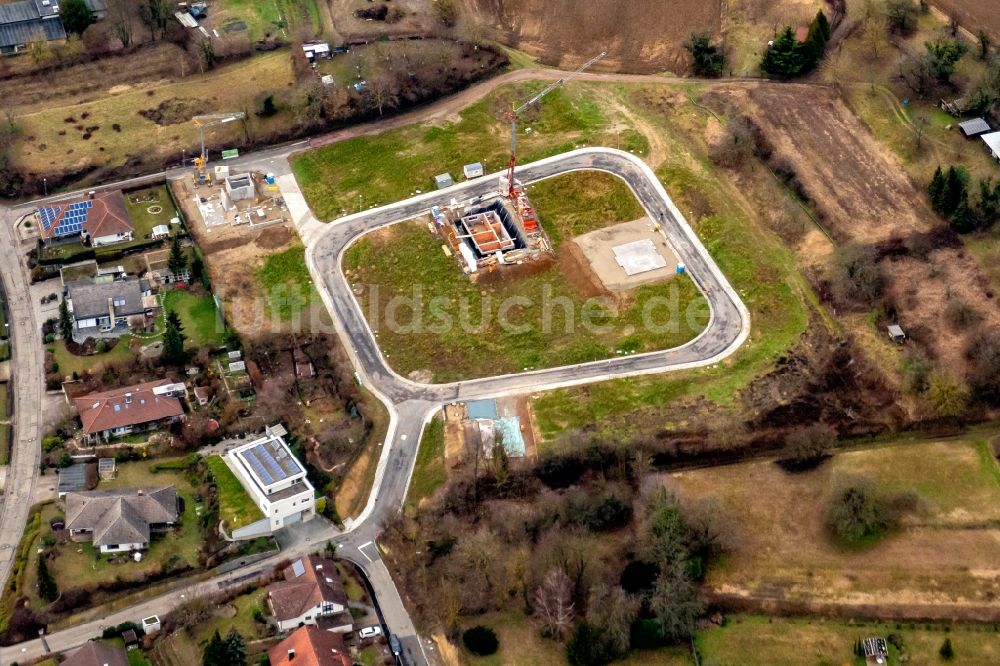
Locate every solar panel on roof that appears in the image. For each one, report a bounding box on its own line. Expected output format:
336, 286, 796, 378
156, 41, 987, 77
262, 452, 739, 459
291, 559, 305, 577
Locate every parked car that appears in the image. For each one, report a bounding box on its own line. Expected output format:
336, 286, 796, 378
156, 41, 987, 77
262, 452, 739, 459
359, 626, 382, 639
389, 634, 401, 655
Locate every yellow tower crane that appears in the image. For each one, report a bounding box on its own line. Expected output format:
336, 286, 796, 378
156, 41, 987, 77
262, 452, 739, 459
191, 112, 246, 185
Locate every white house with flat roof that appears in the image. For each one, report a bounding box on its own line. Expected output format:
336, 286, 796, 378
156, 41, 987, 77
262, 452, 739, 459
224, 426, 316, 539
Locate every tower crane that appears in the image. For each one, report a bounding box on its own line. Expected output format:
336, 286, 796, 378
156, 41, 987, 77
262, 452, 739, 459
502, 51, 606, 199
191, 112, 246, 185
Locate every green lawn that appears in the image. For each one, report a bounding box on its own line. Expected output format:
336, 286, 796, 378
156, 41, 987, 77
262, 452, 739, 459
206, 456, 264, 530
0, 382, 8, 421
0, 423, 9, 465
124, 186, 180, 240
256, 244, 318, 321
161, 289, 225, 347
344, 220, 706, 382
49, 337, 134, 377
527, 171, 645, 248
404, 416, 446, 511
697, 615, 1000, 666
46, 460, 203, 590
220, 0, 322, 41
530, 158, 813, 442
292, 83, 646, 221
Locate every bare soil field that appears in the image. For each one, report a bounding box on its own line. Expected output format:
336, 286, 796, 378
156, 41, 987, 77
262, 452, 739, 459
465, 0, 722, 73
734, 83, 936, 245
670, 437, 1000, 620
931, 0, 1000, 39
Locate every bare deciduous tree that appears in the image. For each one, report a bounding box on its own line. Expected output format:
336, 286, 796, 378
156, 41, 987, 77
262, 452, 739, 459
586, 584, 638, 656
106, 0, 136, 48
533, 567, 575, 640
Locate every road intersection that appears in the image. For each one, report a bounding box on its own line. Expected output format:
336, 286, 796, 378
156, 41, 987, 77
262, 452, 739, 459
0, 142, 747, 665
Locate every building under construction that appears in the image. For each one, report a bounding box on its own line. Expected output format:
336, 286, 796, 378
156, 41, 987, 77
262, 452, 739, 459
433, 193, 551, 274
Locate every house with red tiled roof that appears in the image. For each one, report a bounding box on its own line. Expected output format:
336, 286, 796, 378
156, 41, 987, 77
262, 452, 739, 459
73, 379, 185, 443
267, 555, 350, 632
268, 626, 352, 666
36, 190, 134, 247
61, 639, 129, 666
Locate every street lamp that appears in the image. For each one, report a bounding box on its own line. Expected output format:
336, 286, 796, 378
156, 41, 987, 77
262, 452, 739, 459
42, 178, 47, 197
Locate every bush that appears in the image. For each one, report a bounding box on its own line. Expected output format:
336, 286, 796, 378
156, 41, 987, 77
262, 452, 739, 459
940, 637, 954, 660
826, 478, 918, 546
829, 244, 884, 307
784, 423, 836, 467
462, 625, 498, 656
101, 620, 144, 639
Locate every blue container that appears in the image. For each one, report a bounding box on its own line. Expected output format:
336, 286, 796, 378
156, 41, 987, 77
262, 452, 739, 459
265, 173, 276, 185
676, 263, 686, 275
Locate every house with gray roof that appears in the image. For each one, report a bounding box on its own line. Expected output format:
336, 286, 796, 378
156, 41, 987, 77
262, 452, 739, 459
64, 486, 178, 553
62, 639, 128, 666
0, 0, 107, 55
66, 276, 156, 338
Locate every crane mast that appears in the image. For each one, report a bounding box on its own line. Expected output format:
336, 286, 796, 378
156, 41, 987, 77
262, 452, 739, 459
503, 51, 606, 198
191, 112, 246, 185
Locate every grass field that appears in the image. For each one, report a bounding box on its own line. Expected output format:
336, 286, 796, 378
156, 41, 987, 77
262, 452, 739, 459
669, 435, 1000, 612
292, 83, 648, 221
161, 289, 224, 347
256, 244, 318, 321
525, 171, 646, 248
49, 337, 134, 377
23, 461, 203, 600
344, 220, 706, 382
206, 455, 263, 530
124, 186, 180, 241
156, 587, 268, 665
404, 415, 446, 511
697, 614, 1000, 666
531, 158, 812, 441
219, 0, 322, 41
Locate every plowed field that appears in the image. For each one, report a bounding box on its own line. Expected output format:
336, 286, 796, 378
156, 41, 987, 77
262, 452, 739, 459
932, 0, 1000, 39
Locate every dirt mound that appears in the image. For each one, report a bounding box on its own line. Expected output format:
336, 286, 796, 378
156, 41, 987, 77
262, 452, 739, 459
466, 0, 721, 73
138, 98, 207, 126
254, 225, 293, 249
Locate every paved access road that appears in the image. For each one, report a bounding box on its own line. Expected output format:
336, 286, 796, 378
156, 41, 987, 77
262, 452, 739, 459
0, 207, 44, 616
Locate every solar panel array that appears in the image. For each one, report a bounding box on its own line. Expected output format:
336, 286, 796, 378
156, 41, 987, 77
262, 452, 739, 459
242, 439, 303, 487
39, 200, 94, 237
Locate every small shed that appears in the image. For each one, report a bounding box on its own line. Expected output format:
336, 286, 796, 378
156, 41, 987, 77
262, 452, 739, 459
434, 173, 454, 190
193, 386, 212, 406
122, 628, 139, 647
151, 224, 170, 240
863, 637, 889, 665
142, 615, 161, 633
98, 458, 116, 481
463, 162, 484, 179
959, 118, 991, 138
887, 324, 906, 343
57, 464, 88, 498
983, 131, 1000, 161
302, 41, 331, 61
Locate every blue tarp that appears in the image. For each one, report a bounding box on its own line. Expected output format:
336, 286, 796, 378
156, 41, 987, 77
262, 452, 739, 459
494, 417, 526, 457
466, 399, 498, 420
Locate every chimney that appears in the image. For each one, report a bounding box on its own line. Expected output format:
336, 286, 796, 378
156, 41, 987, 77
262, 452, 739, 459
137, 489, 144, 496
125, 393, 132, 404
89, 190, 96, 199
287, 648, 295, 660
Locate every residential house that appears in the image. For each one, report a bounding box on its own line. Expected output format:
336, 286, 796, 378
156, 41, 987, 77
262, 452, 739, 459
64, 486, 178, 553
267, 555, 349, 632
0, 0, 106, 56
73, 379, 185, 443
37, 190, 134, 246
62, 639, 129, 666
268, 626, 352, 666
983, 131, 1000, 162
66, 276, 156, 337
224, 426, 316, 538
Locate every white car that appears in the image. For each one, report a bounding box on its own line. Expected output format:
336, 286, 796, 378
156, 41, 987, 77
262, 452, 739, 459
359, 626, 382, 639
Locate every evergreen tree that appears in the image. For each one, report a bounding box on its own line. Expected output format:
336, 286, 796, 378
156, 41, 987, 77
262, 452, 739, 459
929, 165, 947, 214
190, 255, 208, 289
222, 629, 247, 665
167, 234, 187, 276
684, 33, 725, 77
950, 194, 976, 233
761, 27, 806, 78
940, 637, 954, 660
162, 310, 187, 366
925, 39, 968, 83
59, 297, 73, 341
974, 178, 1000, 229
37, 557, 58, 602
60, 0, 94, 35
202, 630, 225, 666
802, 11, 832, 68
565, 622, 612, 666
942, 166, 968, 217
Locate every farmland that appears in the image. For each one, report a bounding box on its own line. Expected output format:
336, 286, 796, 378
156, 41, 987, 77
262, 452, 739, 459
670, 435, 1000, 618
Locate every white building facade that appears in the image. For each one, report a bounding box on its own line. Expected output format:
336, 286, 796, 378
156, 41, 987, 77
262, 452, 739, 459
225, 428, 316, 538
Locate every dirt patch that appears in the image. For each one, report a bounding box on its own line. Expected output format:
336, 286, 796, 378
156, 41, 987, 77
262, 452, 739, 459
467, 0, 722, 73
574, 217, 679, 292
735, 84, 936, 245
885, 247, 1000, 373
138, 98, 207, 126
254, 225, 293, 250
931, 0, 1000, 40
334, 444, 376, 520
556, 239, 608, 299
